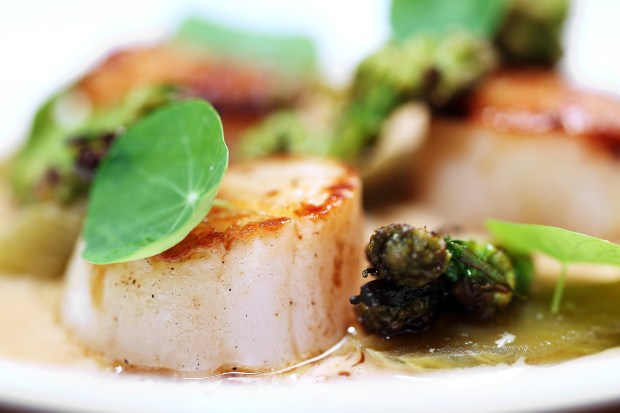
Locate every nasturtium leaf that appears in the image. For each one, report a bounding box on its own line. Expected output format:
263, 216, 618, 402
486, 219, 620, 266
82, 99, 228, 264
486, 219, 620, 313
175, 17, 316, 76
390, 0, 508, 42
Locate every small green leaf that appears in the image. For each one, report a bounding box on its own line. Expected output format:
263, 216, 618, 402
82, 99, 228, 264
486, 220, 620, 266
486, 219, 620, 313
390, 0, 508, 41
175, 17, 316, 76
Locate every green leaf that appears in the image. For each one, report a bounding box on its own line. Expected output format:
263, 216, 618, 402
486, 220, 620, 266
390, 0, 508, 41
82, 99, 228, 264
175, 17, 316, 75
486, 219, 620, 313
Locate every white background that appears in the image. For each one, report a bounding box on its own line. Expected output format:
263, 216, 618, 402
1, 0, 619, 158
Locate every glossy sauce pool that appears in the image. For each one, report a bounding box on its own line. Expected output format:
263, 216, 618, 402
354, 279, 620, 370
2, 272, 620, 380
0, 275, 374, 379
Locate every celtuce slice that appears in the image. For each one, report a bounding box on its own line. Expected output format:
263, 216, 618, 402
361, 102, 430, 192
0, 202, 84, 278
62, 156, 363, 373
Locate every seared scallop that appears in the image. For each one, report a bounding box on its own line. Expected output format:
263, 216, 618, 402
62, 156, 363, 373
77, 45, 305, 148
413, 70, 620, 240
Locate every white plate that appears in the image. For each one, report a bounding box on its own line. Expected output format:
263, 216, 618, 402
1, 348, 620, 413
2, 1, 620, 412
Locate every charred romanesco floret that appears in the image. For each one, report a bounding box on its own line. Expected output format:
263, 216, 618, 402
350, 279, 448, 337
495, 0, 568, 66
365, 224, 450, 287
445, 240, 517, 320
351, 224, 527, 337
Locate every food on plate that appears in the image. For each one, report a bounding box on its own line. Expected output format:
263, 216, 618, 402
350, 220, 620, 369
63, 156, 363, 373
238, 32, 497, 177
3, 17, 315, 278
12, 22, 311, 205
413, 69, 620, 240
4, 0, 620, 383
238, 0, 620, 245
350, 224, 522, 337
237, 0, 571, 210
353, 277, 620, 369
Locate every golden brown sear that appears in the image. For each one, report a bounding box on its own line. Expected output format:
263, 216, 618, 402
412, 69, 620, 240
77, 45, 306, 149
468, 69, 620, 154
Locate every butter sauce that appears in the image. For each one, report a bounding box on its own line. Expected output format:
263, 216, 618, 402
353, 280, 620, 369
2, 272, 620, 379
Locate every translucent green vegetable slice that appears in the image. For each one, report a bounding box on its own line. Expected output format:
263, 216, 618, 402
0, 202, 84, 278
82, 99, 228, 264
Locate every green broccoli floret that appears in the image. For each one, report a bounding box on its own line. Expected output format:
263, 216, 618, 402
330, 32, 497, 160
239, 32, 497, 162
10, 86, 175, 204
237, 110, 334, 159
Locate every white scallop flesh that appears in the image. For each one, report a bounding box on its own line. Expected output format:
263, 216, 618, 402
62, 156, 363, 374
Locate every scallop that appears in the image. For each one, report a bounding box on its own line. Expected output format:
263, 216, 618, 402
62, 156, 363, 373
413, 70, 620, 240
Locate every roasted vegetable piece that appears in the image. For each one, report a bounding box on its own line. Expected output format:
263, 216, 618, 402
365, 224, 450, 287
0, 202, 84, 277
239, 32, 496, 162
352, 224, 526, 337
445, 240, 517, 319
11, 86, 173, 204
495, 0, 569, 66
350, 279, 448, 337
238, 108, 334, 159
331, 32, 496, 160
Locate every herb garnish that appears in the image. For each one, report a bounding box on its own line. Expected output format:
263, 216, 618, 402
486, 219, 620, 313
82, 100, 228, 265
390, 0, 508, 41
175, 17, 316, 76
